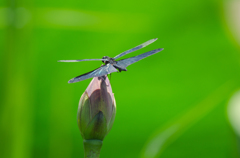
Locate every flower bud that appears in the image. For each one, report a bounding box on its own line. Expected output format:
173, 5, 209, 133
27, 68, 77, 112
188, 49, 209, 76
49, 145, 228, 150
77, 76, 116, 141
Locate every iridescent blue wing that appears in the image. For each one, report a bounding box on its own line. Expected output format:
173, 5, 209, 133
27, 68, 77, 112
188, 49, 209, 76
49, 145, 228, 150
58, 59, 108, 62
116, 48, 163, 68
113, 38, 158, 59
68, 64, 118, 83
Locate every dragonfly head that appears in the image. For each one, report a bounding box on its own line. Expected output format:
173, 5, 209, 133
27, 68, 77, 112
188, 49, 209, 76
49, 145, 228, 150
102, 56, 110, 64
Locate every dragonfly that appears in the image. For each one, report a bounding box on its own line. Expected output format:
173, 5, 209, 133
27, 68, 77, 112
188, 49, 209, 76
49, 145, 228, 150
58, 38, 163, 83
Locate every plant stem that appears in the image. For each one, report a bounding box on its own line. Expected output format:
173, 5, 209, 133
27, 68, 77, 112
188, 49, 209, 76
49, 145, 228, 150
83, 139, 103, 158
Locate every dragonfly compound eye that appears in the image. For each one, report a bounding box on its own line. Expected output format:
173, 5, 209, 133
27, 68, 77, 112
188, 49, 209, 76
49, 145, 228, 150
102, 56, 108, 63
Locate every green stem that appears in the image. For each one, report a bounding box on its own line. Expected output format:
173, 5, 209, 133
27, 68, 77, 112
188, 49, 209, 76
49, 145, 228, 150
83, 139, 103, 158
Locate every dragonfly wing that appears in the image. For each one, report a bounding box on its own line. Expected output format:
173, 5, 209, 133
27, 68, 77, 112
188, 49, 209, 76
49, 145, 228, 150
58, 59, 108, 62
113, 38, 158, 59
68, 64, 118, 83
116, 48, 163, 68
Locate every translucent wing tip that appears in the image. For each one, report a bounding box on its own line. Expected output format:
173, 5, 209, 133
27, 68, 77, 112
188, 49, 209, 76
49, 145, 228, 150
68, 78, 76, 83
155, 48, 164, 53
58, 59, 108, 62
58, 60, 77, 62
152, 48, 164, 53
142, 38, 158, 47
150, 38, 158, 41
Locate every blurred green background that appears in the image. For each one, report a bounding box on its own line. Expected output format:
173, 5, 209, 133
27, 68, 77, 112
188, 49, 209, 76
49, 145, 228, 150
1, 0, 240, 157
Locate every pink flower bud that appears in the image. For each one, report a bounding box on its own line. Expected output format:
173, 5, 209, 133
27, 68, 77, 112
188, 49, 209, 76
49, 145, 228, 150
77, 76, 116, 141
